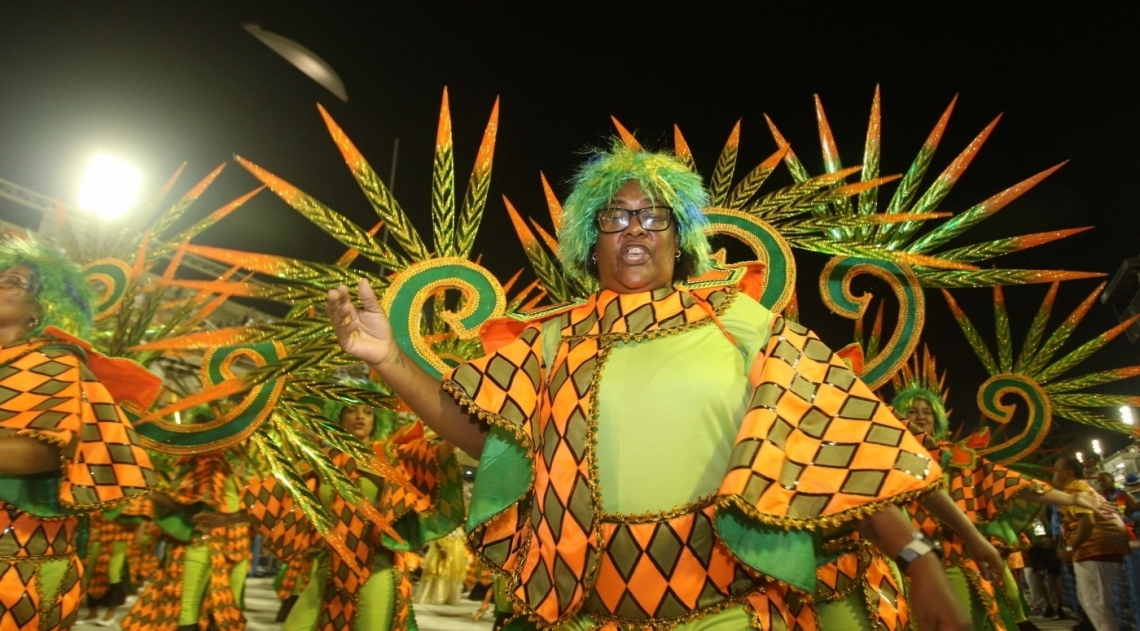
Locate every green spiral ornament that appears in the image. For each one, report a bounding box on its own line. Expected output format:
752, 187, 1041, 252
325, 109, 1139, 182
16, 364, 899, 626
134, 341, 287, 454
703, 208, 796, 313
84, 259, 133, 321
821, 257, 924, 391
381, 257, 506, 379
975, 374, 1052, 464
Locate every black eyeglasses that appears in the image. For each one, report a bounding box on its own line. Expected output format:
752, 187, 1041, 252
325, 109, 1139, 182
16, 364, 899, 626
595, 206, 674, 233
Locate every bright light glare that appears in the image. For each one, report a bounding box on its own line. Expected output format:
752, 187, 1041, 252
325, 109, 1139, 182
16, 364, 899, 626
78, 154, 142, 220
1092, 439, 1103, 455
1076, 451, 1084, 463
1122, 406, 1135, 425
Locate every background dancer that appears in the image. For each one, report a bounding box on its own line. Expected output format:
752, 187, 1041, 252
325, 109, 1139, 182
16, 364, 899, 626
202, 383, 464, 631
119, 447, 247, 631
894, 370, 1108, 631
82, 496, 151, 626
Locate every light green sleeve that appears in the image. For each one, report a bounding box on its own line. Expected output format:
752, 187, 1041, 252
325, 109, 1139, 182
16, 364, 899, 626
224, 476, 240, 513
717, 292, 774, 368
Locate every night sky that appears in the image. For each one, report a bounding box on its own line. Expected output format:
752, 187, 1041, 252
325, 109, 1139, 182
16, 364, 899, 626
1, 2, 1137, 456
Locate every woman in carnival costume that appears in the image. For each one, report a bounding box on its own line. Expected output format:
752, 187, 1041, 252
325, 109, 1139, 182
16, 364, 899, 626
205, 378, 464, 631
891, 351, 1107, 631
328, 143, 974, 631
278, 384, 463, 631
256, 396, 385, 619
809, 347, 1010, 631
0, 235, 160, 631
119, 435, 249, 631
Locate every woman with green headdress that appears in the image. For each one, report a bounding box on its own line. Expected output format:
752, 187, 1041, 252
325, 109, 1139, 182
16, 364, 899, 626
0, 234, 160, 631
891, 348, 1107, 631
328, 142, 974, 630
196, 377, 463, 631
279, 385, 411, 631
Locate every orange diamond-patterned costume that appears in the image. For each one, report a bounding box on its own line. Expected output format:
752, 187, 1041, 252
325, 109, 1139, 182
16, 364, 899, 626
84, 494, 152, 612
445, 270, 941, 630
274, 530, 318, 604
253, 472, 319, 608
275, 549, 317, 601
812, 532, 908, 631
119, 451, 246, 631
904, 427, 1049, 631
242, 420, 464, 631
128, 520, 161, 588
0, 332, 160, 631
83, 513, 134, 608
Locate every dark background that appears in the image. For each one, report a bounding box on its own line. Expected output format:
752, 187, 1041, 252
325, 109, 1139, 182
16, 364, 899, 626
1, 2, 1137, 457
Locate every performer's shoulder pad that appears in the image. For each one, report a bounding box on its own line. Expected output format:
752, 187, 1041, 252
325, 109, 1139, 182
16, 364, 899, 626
42, 325, 162, 411
478, 300, 584, 355
680, 262, 766, 299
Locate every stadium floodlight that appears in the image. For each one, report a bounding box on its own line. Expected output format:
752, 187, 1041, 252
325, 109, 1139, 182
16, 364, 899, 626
78, 154, 142, 220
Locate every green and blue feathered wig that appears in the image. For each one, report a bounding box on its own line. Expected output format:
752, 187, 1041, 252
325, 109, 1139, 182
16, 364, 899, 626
560, 140, 713, 287
321, 378, 403, 442
890, 388, 950, 441
0, 234, 94, 338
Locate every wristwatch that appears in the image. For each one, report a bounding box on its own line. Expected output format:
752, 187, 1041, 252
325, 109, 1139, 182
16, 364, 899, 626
895, 532, 943, 573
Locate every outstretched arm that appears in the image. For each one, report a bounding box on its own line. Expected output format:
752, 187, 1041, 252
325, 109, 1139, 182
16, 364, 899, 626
918, 490, 1004, 582
1021, 487, 1113, 514
326, 279, 487, 457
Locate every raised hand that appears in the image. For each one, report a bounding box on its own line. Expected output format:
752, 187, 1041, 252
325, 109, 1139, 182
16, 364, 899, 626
327, 277, 488, 456
326, 278, 400, 369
